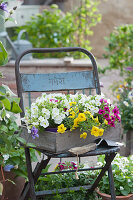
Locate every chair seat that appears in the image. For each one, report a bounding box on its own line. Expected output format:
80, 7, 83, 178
36, 146, 120, 158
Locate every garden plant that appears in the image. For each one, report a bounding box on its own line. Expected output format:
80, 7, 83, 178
95, 154, 133, 197
35, 154, 133, 199
103, 24, 133, 136
15, 0, 103, 58
0, 1, 37, 198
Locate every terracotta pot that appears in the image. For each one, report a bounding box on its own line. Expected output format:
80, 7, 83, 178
96, 190, 133, 200
0, 170, 25, 200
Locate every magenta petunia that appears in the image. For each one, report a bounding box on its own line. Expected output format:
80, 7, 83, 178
104, 113, 110, 119
112, 107, 119, 115
111, 116, 116, 121
98, 109, 105, 114
104, 106, 110, 113
115, 114, 121, 122
108, 120, 115, 128
59, 165, 64, 170
104, 99, 107, 103
100, 99, 104, 103
106, 118, 111, 123
64, 107, 67, 112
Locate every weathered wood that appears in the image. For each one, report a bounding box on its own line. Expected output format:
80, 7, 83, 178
126, 130, 133, 156
21, 123, 121, 153
21, 71, 95, 92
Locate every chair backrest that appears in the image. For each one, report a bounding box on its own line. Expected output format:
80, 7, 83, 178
15, 47, 101, 118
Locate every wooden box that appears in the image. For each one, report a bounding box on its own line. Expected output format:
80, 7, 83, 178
21, 124, 121, 153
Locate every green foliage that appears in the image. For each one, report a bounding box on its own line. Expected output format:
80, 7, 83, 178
0, 41, 8, 66
110, 64, 133, 132
35, 163, 99, 200
104, 24, 133, 74
15, 1, 102, 58
90, 154, 133, 196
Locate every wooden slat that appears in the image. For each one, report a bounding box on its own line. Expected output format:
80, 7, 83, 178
21, 71, 95, 92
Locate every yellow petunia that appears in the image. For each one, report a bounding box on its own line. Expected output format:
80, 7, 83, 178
69, 102, 77, 107
91, 126, 99, 137
57, 124, 66, 134
78, 113, 86, 122
84, 111, 91, 115
73, 118, 79, 127
80, 132, 87, 139
69, 111, 76, 118
98, 128, 104, 136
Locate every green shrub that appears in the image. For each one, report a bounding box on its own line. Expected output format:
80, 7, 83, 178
15, 1, 102, 58
104, 24, 133, 74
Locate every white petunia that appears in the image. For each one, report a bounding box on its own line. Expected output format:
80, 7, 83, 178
40, 118, 49, 128
52, 108, 59, 118
95, 101, 101, 106
54, 115, 63, 124
42, 108, 50, 119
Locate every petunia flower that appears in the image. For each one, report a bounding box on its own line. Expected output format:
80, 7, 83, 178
111, 116, 116, 121
103, 113, 110, 119
115, 114, 121, 122
31, 126, 39, 139
0, 2, 8, 12
98, 109, 105, 114
108, 120, 115, 128
104, 106, 110, 113
112, 106, 119, 115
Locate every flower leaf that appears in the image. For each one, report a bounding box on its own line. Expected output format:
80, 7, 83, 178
0, 96, 11, 110
27, 143, 36, 148
0, 85, 6, 95
17, 137, 26, 145
0, 41, 8, 66
11, 101, 22, 113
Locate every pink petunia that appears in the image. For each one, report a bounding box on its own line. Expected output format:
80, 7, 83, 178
108, 120, 115, 128
104, 113, 110, 119
104, 99, 107, 103
59, 165, 65, 171
112, 107, 119, 115
98, 109, 105, 114
100, 99, 104, 103
115, 115, 121, 122
64, 108, 67, 112
111, 116, 116, 121
104, 106, 110, 113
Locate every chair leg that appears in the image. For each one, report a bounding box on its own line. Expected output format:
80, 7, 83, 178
108, 165, 116, 200
20, 156, 51, 200
25, 147, 36, 200
90, 153, 116, 191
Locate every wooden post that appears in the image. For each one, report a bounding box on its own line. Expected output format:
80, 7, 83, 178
126, 130, 133, 156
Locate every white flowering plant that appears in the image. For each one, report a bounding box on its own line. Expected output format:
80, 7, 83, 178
89, 154, 133, 196
23, 93, 120, 139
